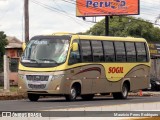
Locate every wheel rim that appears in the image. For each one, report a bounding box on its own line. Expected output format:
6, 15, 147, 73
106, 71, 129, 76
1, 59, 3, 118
122, 85, 127, 97
71, 88, 76, 99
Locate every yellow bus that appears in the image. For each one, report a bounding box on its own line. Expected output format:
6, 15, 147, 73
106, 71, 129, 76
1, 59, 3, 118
18, 33, 151, 101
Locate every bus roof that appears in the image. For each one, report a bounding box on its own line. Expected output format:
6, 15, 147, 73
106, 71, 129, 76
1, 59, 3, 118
51, 33, 146, 42
31, 33, 146, 42
76, 35, 146, 42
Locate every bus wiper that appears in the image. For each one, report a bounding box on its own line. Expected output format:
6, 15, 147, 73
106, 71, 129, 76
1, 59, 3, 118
38, 58, 58, 64
29, 59, 38, 63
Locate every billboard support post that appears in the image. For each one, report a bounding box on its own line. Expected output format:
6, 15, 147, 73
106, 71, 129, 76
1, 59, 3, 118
105, 16, 109, 36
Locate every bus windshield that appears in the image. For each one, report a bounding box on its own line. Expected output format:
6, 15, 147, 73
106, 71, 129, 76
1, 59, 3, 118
21, 37, 70, 67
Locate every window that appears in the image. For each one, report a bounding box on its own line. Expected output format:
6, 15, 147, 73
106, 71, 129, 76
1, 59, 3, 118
114, 42, 126, 62
69, 40, 81, 65
10, 58, 19, 72
125, 42, 136, 62
136, 42, 147, 62
91, 41, 104, 62
81, 40, 92, 62
103, 41, 115, 62
21, 37, 70, 67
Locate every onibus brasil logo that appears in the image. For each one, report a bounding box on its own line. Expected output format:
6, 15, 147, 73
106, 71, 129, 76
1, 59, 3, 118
86, 0, 127, 9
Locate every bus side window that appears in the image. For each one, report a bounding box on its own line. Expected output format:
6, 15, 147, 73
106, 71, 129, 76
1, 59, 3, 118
81, 40, 92, 62
135, 42, 147, 62
114, 42, 126, 62
103, 41, 115, 62
68, 41, 81, 65
91, 40, 104, 62
125, 42, 136, 62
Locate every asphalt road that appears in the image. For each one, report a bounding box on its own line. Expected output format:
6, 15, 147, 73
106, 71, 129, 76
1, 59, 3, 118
0, 95, 160, 111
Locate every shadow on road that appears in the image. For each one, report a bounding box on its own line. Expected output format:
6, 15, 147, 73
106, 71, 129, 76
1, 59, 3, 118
32, 96, 138, 103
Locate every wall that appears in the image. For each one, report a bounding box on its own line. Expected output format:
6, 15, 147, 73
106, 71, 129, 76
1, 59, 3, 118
6, 48, 22, 85
150, 59, 160, 79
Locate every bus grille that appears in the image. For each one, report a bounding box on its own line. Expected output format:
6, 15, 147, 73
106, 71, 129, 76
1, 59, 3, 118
28, 84, 46, 89
26, 75, 49, 81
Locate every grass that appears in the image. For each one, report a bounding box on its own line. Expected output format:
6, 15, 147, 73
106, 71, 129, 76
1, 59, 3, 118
0, 86, 27, 100
0, 86, 18, 92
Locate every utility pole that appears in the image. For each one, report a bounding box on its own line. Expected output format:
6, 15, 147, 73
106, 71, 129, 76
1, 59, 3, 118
105, 16, 109, 36
24, 0, 29, 43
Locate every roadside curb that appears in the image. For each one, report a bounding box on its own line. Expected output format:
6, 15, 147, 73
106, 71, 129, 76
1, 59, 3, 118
129, 91, 160, 97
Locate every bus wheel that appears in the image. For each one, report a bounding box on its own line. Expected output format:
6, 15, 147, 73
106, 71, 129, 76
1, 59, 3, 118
28, 93, 40, 102
112, 83, 129, 99
65, 87, 77, 101
81, 94, 94, 100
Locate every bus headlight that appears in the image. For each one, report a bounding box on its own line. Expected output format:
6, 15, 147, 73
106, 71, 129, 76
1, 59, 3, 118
52, 74, 64, 80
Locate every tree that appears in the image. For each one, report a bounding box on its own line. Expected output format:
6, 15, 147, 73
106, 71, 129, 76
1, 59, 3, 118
0, 31, 8, 71
85, 16, 160, 41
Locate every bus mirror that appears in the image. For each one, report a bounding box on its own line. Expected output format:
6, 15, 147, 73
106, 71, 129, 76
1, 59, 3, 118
72, 43, 78, 51
22, 42, 26, 51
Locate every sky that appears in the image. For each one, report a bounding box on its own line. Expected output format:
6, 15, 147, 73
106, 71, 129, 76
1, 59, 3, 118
0, 0, 160, 41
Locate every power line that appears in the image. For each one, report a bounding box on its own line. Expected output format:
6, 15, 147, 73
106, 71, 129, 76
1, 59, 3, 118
30, 0, 94, 26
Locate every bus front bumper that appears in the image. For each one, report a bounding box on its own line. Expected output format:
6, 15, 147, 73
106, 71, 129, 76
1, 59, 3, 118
18, 71, 69, 95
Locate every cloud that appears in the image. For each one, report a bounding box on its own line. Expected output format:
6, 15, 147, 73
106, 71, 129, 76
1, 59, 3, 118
0, 0, 23, 40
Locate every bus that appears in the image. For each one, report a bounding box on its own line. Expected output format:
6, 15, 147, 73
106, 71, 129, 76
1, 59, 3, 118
18, 33, 151, 101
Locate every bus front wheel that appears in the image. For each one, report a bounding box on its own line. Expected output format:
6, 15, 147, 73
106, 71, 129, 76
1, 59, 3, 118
28, 93, 40, 102
65, 87, 77, 101
112, 83, 129, 99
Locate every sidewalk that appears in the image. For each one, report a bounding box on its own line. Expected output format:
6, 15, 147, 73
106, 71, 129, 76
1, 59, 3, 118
45, 100, 160, 120
46, 93, 160, 120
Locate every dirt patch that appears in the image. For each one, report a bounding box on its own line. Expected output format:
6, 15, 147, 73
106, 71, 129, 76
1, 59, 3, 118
0, 92, 27, 100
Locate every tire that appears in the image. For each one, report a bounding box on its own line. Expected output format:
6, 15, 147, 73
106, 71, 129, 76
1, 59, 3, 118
28, 93, 39, 102
65, 87, 77, 101
81, 94, 94, 100
112, 83, 129, 99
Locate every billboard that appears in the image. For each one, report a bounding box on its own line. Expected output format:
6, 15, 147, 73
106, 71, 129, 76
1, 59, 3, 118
76, 0, 139, 17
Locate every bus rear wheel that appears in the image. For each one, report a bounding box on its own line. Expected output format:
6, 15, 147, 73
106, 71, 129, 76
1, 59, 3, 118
81, 94, 94, 100
65, 87, 77, 101
28, 93, 40, 102
112, 83, 129, 99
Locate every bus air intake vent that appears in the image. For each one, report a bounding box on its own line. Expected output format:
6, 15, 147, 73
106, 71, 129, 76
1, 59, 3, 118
26, 75, 49, 81
28, 84, 46, 89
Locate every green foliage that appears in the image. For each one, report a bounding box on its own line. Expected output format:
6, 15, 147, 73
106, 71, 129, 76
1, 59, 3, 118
0, 31, 8, 71
85, 16, 160, 41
